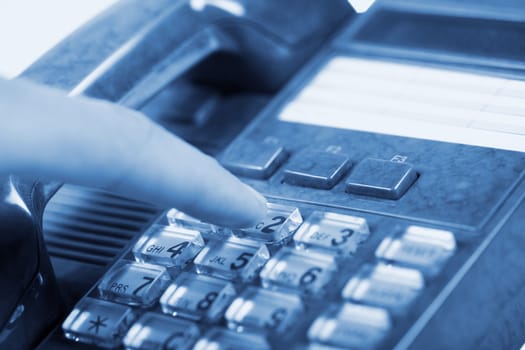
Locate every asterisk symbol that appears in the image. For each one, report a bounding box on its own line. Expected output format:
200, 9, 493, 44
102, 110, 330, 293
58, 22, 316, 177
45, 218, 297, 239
88, 315, 108, 334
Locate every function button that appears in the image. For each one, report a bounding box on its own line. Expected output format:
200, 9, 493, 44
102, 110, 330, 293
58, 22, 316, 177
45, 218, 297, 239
221, 140, 288, 179
193, 328, 270, 350
166, 209, 231, 240
259, 248, 337, 296
225, 287, 304, 335
132, 224, 205, 269
236, 202, 303, 244
283, 151, 351, 189
98, 262, 170, 307
294, 211, 369, 255
345, 158, 417, 199
62, 298, 136, 349
160, 272, 236, 322
193, 237, 270, 282
123, 312, 199, 350
308, 303, 391, 349
342, 263, 424, 315
375, 225, 456, 276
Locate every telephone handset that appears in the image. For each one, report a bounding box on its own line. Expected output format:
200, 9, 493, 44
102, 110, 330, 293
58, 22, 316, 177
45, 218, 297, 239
0, 1, 353, 349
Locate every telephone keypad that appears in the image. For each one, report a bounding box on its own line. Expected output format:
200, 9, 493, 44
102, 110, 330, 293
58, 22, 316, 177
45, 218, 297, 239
193, 328, 270, 350
259, 247, 337, 295
160, 272, 236, 322
62, 298, 136, 349
375, 225, 456, 276
132, 225, 205, 269
345, 158, 418, 199
293, 211, 369, 255
225, 287, 304, 334
193, 237, 270, 282
122, 312, 199, 350
235, 202, 303, 244
98, 262, 170, 307
308, 303, 391, 349
283, 151, 352, 189
63, 203, 458, 349
342, 263, 424, 315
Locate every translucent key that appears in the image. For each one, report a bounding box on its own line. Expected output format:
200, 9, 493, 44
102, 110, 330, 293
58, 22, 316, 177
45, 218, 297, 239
98, 262, 171, 307
342, 263, 424, 314
133, 224, 205, 269
225, 287, 303, 334
193, 237, 269, 282
123, 312, 199, 350
308, 303, 391, 349
294, 211, 369, 255
62, 298, 136, 349
193, 328, 270, 350
375, 225, 456, 276
160, 272, 236, 322
259, 248, 337, 295
166, 208, 231, 239
235, 203, 303, 244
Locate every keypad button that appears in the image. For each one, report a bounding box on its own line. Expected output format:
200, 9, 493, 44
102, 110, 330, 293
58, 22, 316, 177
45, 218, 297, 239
193, 328, 270, 350
62, 298, 136, 349
160, 272, 236, 322
259, 248, 337, 295
132, 224, 205, 269
98, 262, 170, 307
193, 237, 270, 282
166, 209, 231, 240
294, 211, 369, 255
225, 287, 304, 334
375, 225, 456, 276
342, 263, 424, 315
345, 158, 417, 199
308, 303, 391, 349
283, 151, 351, 189
221, 140, 288, 179
236, 202, 303, 244
123, 312, 199, 350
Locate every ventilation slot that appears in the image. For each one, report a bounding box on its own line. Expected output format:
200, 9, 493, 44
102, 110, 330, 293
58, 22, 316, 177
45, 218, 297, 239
43, 185, 160, 266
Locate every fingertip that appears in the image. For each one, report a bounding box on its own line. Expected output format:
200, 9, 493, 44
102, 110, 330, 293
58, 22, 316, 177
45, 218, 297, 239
216, 184, 267, 229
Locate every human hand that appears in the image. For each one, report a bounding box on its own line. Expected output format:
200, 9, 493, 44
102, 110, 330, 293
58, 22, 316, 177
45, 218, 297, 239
0, 77, 266, 228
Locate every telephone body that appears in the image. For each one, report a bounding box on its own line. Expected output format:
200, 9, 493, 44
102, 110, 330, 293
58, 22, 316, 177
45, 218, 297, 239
1, 0, 524, 349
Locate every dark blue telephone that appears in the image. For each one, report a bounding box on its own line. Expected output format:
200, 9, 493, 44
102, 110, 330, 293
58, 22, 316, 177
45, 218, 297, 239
4, 0, 525, 349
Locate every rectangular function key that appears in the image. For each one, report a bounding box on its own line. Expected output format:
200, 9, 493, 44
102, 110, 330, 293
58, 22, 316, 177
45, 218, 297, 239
62, 298, 136, 349
308, 303, 391, 349
283, 150, 351, 189
160, 272, 236, 322
132, 224, 205, 269
123, 312, 199, 350
193, 237, 270, 282
221, 140, 288, 179
225, 287, 304, 334
236, 202, 303, 244
342, 263, 424, 315
259, 248, 337, 296
345, 158, 417, 199
294, 211, 369, 255
375, 225, 456, 276
98, 262, 170, 307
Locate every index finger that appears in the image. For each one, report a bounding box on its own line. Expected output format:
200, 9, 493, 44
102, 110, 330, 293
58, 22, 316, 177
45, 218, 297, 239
0, 77, 267, 228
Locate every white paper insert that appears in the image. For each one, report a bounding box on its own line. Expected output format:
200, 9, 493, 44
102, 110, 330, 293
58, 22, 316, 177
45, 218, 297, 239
279, 57, 525, 152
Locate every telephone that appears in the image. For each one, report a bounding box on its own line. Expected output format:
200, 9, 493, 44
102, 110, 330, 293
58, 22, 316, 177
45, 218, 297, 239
2, 0, 525, 349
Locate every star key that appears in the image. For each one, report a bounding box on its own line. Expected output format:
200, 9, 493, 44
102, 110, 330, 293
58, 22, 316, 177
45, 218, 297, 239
88, 315, 108, 334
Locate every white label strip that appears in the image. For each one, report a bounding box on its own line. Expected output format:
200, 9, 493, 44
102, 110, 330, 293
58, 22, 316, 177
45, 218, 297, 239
279, 57, 525, 152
